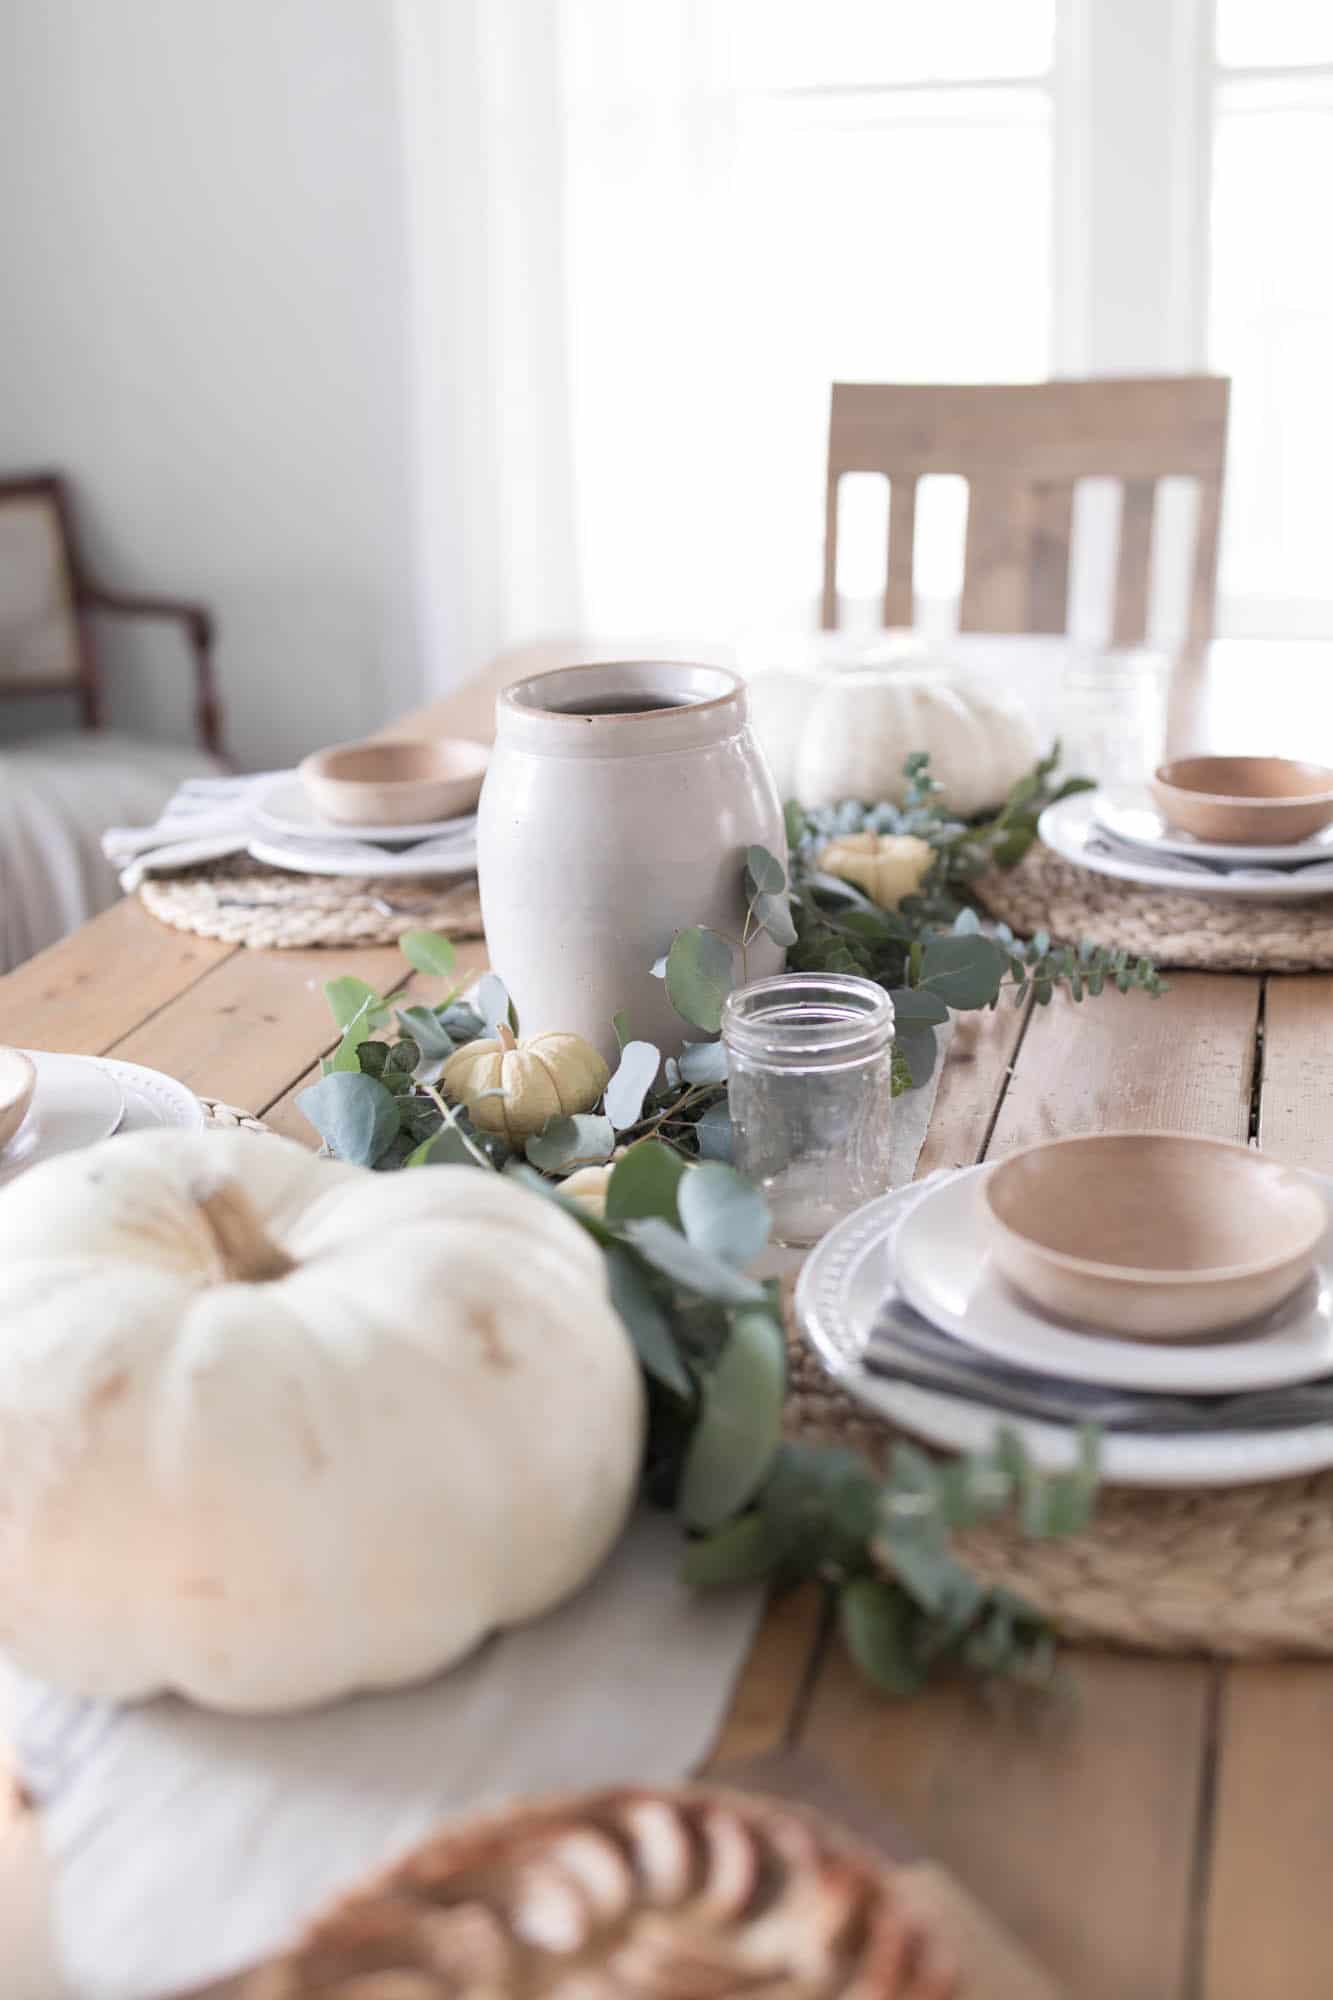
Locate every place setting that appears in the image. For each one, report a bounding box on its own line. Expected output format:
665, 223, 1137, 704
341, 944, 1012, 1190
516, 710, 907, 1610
1038, 753, 1333, 901
0, 1044, 207, 1187
797, 1130, 1333, 1490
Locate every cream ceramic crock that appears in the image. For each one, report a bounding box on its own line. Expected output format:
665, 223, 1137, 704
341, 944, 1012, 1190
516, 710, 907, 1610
476, 662, 787, 1063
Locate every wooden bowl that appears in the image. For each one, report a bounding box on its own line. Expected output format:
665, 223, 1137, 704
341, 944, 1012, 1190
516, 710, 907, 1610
981, 1133, 1327, 1340
0, 1047, 36, 1151
1151, 756, 1333, 845
299, 738, 489, 827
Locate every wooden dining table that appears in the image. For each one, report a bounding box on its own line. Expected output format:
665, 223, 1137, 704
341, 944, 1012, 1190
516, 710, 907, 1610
1, 634, 1331, 1999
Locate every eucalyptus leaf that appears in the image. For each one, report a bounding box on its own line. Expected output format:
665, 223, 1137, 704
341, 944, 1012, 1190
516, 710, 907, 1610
680, 1512, 781, 1588
887, 985, 950, 1027
325, 995, 378, 1074
325, 975, 386, 1032
622, 1217, 765, 1305
694, 1100, 736, 1162
745, 844, 787, 896
838, 1577, 927, 1697
476, 971, 513, 1038
678, 1039, 728, 1086
395, 1005, 455, 1063
437, 1002, 486, 1043
606, 1140, 685, 1225
752, 890, 798, 948
612, 1009, 630, 1050
664, 927, 734, 1034
399, 929, 457, 978
604, 1245, 692, 1396
299, 1071, 401, 1166
406, 1124, 493, 1169
678, 1306, 785, 1528
916, 933, 1008, 1010
525, 1114, 616, 1174
677, 1161, 770, 1267
893, 1022, 938, 1090
604, 1039, 661, 1131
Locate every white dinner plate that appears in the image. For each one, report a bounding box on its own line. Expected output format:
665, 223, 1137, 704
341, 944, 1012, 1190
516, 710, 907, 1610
0, 1055, 205, 1185
1094, 788, 1333, 866
795, 1173, 1333, 1487
245, 832, 477, 878
894, 1165, 1333, 1394
0, 1053, 126, 1180
253, 775, 477, 846
1039, 792, 1333, 900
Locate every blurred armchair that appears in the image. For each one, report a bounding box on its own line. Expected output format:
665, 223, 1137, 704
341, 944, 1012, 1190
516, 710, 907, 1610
0, 471, 227, 970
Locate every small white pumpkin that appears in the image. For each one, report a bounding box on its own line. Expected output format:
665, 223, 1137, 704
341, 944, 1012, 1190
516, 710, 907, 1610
560, 1163, 615, 1218
819, 831, 935, 910
747, 665, 1038, 816
443, 1025, 610, 1140
0, 1130, 644, 1712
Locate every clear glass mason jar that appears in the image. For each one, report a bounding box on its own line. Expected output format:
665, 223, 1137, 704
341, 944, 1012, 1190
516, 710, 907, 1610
721, 973, 897, 1249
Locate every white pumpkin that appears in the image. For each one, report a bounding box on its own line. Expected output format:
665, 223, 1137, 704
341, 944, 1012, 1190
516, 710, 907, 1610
0, 1130, 644, 1712
746, 665, 1039, 816
443, 1025, 610, 1140
819, 831, 935, 910
560, 1163, 615, 1218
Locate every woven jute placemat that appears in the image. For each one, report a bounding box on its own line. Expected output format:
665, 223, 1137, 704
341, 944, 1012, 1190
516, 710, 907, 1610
787, 1329, 1333, 1659
139, 858, 483, 950
974, 844, 1333, 972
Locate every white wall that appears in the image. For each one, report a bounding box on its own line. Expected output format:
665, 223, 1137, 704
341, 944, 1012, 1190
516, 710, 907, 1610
0, 0, 421, 769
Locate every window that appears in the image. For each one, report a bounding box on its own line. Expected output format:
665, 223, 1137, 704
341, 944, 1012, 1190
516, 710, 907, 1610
555, 1, 1333, 642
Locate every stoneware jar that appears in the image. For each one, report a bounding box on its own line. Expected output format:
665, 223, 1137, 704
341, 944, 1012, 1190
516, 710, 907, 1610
477, 661, 787, 1062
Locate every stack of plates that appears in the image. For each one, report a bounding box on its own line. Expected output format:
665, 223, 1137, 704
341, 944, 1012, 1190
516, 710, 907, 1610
246, 777, 477, 878
1039, 788, 1333, 900
0, 1052, 206, 1186
796, 1164, 1333, 1488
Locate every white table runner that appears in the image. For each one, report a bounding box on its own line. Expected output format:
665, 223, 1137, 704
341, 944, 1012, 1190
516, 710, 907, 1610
2, 1033, 949, 2000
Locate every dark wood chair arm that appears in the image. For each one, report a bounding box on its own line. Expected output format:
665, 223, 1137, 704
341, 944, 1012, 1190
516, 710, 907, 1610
78, 587, 226, 760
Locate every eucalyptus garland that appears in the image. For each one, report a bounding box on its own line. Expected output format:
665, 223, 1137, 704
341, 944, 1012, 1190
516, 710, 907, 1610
300, 751, 1155, 1695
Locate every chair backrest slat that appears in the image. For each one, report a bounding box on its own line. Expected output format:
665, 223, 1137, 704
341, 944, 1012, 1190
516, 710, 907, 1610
823, 377, 1230, 650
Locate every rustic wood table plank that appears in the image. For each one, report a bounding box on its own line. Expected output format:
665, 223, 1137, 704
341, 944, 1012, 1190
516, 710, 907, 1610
1257, 975, 1333, 1174
801, 1645, 1212, 2000
0, 898, 235, 1056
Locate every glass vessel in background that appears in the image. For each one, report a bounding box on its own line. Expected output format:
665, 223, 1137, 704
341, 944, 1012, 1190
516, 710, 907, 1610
721, 973, 896, 1249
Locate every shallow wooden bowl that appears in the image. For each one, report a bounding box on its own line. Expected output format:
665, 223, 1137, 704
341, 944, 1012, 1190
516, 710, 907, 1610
982, 1132, 1327, 1340
1150, 755, 1333, 845
0, 1047, 35, 1151
299, 738, 489, 826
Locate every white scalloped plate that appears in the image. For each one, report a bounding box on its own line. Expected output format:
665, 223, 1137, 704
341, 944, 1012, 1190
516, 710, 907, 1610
894, 1165, 1333, 1394
795, 1172, 1333, 1488
1040, 792, 1333, 900
1094, 787, 1333, 865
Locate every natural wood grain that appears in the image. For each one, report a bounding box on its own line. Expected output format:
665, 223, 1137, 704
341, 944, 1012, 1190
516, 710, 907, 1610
1112, 480, 1155, 645
0, 897, 234, 1054
106, 944, 412, 1114
1203, 1665, 1333, 2000
986, 975, 1258, 1156
1257, 976, 1333, 1174
801, 1646, 1210, 2000
702, 1587, 826, 1769
822, 377, 1229, 646
914, 996, 1031, 1179
883, 476, 917, 627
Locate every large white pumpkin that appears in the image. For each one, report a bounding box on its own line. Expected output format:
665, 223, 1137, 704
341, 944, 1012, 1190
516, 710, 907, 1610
0, 1130, 644, 1712
747, 665, 1039, 816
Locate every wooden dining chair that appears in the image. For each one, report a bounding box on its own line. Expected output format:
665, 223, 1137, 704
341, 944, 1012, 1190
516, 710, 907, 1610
0, 471, 224, 756
821, 377, 1230, 653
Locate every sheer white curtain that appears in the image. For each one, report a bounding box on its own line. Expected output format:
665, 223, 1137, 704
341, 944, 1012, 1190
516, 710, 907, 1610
394, 1, 1057, 688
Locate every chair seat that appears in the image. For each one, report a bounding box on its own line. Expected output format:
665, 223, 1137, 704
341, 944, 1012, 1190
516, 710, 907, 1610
0, 732, 223, 973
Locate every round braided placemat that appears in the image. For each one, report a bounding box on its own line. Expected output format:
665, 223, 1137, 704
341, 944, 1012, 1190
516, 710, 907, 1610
974, 843, 1333, 972
139, 857, 483, 950
786, 1327, 1333, 1658
201, 1099, 277, 1135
